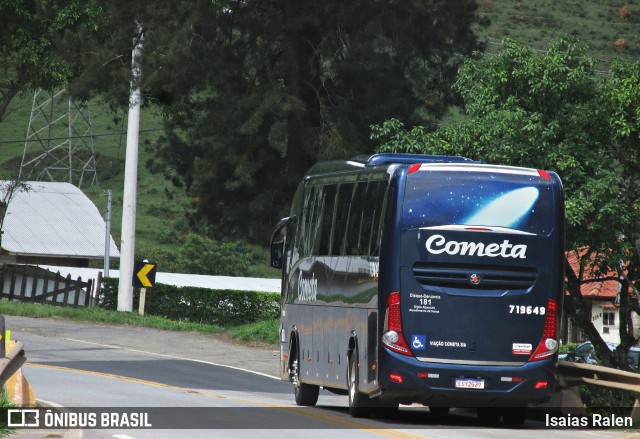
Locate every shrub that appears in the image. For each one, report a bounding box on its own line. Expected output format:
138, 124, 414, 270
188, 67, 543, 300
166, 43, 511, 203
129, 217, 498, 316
135, 234, 257, 276
619, 6, 631, 20
559, 342, 580, 354
176, 235, 251, 276
614, 38, 628, 51
99, 277, 279, 326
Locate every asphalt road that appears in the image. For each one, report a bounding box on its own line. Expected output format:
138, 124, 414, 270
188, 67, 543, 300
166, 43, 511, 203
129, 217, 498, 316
4, 316, 635, 439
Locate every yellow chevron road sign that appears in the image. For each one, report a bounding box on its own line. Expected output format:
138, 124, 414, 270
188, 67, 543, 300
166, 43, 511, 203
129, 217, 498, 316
133, 261, 157, 288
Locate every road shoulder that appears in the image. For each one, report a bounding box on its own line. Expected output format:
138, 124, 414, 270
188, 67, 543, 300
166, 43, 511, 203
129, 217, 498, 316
5, 315, 279, 378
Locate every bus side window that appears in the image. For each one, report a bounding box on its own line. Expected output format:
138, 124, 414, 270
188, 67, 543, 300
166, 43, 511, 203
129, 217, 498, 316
332, 184, 353, 256
371, 181, 389, 256
369, 181, 388, 257
359, 181, 375, 256
318, 185, 336, 256
296, 187, 311, 257
305, 186, 323, 257
346, 182, 367, 255
299, 186, 323, 258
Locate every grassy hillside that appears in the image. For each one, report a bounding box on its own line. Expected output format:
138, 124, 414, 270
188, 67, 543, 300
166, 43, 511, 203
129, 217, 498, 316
0, 92, 276, 277
0, 1, 637, 277
1, 93, 189, 256
475, 0, 640, 70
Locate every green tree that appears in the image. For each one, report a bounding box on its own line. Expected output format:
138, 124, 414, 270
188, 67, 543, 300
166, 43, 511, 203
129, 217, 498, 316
372, 36, 640, 370
0, 0, 104, 120
176, 234, 251, 277
62, 0, 481, 242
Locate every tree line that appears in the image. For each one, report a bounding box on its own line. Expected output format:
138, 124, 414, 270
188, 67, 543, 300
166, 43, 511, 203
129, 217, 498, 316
372, 36, 640, 369
0, 0, 480, 241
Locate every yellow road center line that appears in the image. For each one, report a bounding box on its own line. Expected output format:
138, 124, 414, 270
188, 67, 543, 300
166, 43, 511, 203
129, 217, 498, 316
26, 362, 428, 438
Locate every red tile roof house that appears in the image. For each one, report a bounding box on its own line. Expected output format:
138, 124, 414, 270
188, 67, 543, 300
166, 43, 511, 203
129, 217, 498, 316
563, 249, 639, 344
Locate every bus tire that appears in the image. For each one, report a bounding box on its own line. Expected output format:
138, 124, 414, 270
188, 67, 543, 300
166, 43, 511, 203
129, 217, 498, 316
292, 348, 319, 406
348, 354, 373, 418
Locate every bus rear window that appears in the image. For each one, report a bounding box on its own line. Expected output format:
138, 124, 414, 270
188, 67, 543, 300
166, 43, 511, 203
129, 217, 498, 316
402, 170, 556, 236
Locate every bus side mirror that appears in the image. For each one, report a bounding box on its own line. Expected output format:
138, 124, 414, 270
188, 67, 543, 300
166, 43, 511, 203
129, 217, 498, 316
270, 216, 294, 269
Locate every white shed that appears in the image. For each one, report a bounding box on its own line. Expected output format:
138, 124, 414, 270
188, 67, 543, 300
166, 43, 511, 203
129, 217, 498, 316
0, 181, 119, 266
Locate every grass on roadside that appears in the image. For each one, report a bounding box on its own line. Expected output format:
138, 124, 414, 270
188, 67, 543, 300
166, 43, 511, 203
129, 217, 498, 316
0, 300, 278, 346
228, 319, 279, 345
0, 387, 16, 437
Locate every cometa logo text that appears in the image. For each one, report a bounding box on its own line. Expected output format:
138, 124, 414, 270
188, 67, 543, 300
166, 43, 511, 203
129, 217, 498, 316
298, 272, 318, 302
425, 234, 527, 259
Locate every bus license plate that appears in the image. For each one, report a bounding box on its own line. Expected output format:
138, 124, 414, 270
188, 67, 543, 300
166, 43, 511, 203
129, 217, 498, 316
455, 378, 485, 389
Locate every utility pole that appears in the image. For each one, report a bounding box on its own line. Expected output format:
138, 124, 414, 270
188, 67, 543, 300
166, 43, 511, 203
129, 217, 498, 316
118, 27, 143, 312
104, 189, 112, 278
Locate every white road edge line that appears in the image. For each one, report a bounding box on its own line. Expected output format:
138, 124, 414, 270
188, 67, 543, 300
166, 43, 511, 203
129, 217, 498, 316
37, 398, 65, 408
62, 338, 281, 381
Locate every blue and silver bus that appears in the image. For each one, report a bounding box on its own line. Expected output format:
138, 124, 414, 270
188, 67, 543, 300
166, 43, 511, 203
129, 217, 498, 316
270, 153, 564, 423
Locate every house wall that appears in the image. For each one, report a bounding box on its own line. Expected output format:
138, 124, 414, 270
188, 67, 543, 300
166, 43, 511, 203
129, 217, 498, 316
0, 254, 91, 267
564, 301, 640, 346
562, 301, 591, 344
590, 302, 620, 344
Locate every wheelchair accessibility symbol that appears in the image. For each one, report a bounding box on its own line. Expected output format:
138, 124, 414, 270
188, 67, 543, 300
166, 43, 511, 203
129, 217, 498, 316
411, 334, 426, 350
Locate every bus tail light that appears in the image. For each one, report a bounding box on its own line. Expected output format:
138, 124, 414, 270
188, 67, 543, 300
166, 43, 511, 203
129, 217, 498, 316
382, 291, 411, 355
538, 169, 551, 180
389, 373, 403, 383
535, 381, 549, 389
529, 299, 558, 362
382, 292, 411, 355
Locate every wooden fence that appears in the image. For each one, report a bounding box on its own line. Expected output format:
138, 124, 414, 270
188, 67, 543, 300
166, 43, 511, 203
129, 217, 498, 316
0, 264, 94, 307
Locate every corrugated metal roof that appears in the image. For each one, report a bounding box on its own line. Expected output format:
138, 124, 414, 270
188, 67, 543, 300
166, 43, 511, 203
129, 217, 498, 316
1, 181, 119, 258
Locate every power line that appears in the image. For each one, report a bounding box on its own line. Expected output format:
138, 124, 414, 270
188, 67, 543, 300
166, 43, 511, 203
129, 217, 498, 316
0, 127, 164, 145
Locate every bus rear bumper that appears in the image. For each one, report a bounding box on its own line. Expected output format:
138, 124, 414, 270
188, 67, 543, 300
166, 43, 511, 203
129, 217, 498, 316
378, 350, 557, 407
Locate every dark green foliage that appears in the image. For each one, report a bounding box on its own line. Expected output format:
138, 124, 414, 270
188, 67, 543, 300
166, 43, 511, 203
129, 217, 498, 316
99, 277, 279, 326
135, 234, 255, 276
175, 235, 251, 276
0, 0, 105, 120
559, 343, 580, 355
229, 319, 280, 345
0, 387, 17, 434
372, 36, 640, 371
61, 0, 481, 243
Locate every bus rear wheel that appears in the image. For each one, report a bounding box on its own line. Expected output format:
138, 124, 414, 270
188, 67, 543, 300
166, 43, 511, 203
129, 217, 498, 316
348, 355, 373, 418
292, 354, 319, 406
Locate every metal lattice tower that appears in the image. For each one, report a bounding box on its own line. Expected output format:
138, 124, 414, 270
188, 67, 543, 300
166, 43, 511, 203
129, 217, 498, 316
20, 89, 97, 188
